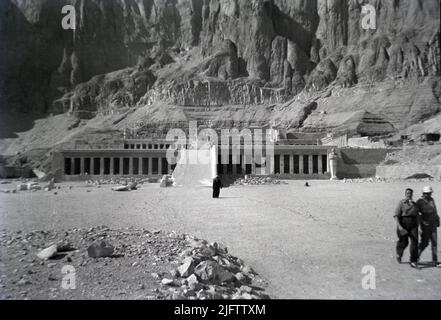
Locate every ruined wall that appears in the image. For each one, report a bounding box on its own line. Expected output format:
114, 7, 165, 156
337, 148, 396, 178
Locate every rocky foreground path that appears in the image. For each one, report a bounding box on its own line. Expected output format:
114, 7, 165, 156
0, 226, 269, 300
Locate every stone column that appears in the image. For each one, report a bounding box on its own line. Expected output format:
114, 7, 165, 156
119, 157, 124, 175
80, 157, 85, 175
129, 157, 133, 175
289, 155, 294, 174
280, 155, 284, 175
148, 158, 153, 175
100, 158, 105, 175
308, 154, 313, 175
318, 154, 323, 175
158, 158, 162, 176
139, 157, 143, 175
90, 158, 95, 175
299, 154, 304, 174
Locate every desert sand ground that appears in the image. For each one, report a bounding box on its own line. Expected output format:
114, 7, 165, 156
1, 180, 440, 299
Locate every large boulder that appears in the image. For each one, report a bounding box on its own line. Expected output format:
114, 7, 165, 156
37, 244, 58, 260
194, 260, 235, 284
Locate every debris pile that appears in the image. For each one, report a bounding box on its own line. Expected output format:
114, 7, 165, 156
0, 227, 269, 300
160, 237, 270, 300
341, 177, 389, 183
85, 177, 160, 187
1, 178, 58, 194
233, 175, 283, 186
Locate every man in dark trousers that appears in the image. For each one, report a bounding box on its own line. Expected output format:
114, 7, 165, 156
212, 175, 223, 198
417, 186, 440, 267
394, 188, 420, 268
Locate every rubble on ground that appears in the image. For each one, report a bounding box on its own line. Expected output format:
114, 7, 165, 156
163, 237, 270, 300
36, 245, 58, 260
341, 177, 388, 183
86, 177, 158, 187
0, 178, 58, 194
233, 175, 284, 186
87, 241, 115, 258
341, 175, 439, 183
111, 181, 138, 192
0, 226, 269, 300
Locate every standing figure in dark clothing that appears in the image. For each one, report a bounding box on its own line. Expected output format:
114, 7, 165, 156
212, 175, 223, 198
417, 186, 440, 267
394, 188, 420, 268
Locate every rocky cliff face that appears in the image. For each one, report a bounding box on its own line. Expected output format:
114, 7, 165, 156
0, 0, 440, 143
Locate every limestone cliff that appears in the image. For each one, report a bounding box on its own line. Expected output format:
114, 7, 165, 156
0, 0, 440, 153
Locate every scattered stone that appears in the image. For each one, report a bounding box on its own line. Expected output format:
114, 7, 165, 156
1, 226, 269, 299
111, 185, 130, 192
178, 257, 196, 277
233, 175, 283, 186
57, 241, 75, 252
241, 292, 253, 299
87, 241, 114, 258
198, 245, 217, 257
16, 184, 27, 191
234, 272, 246, 282
240, 285, 253, 293
161, 278, 176, 286
36, 245, 58, 260
241, 265, 255, 275
186, 274, 199, 287
170, 268, 179, 278
151, 272, 161, 280
17, 278, 31, 286
194, 260, 235, 284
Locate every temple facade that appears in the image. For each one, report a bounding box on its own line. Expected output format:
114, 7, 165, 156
53, 138, 336, 181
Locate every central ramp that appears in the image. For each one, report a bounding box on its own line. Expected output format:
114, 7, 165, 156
172, 144, 217, 187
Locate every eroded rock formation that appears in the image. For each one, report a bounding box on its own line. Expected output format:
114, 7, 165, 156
0, 0, 439, 141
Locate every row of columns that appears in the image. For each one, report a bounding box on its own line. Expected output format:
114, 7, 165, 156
65, 157, 172, 176
217, 153, 328, 175
277, 154, 326, 175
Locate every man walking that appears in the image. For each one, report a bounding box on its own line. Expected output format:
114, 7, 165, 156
417, 186, 440, 267
212, 175, 223, 199
394, 188, 420, 268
